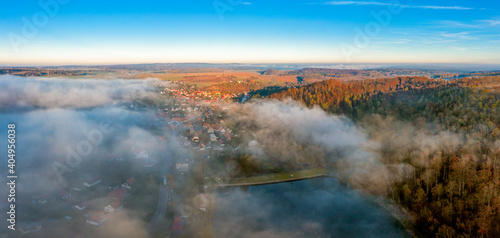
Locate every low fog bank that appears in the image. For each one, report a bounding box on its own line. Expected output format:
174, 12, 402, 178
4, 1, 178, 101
225, 100, 391, 194
223, 99, 478, 196
214, 178, 409, 238
0, 76, 178, 237
0, 75, 165, 110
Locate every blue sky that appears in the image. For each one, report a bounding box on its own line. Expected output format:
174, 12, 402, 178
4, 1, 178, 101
0, 0, 499, 65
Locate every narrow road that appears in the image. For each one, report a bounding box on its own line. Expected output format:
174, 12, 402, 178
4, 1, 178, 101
149, 106, 210, 234
150, 185, 169, 224
148, 148, 175, 234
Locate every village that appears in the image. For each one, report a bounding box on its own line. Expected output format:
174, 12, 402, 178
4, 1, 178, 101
153, 84, 241, 237
12, 82, 245, 238
162, 87, 238, 102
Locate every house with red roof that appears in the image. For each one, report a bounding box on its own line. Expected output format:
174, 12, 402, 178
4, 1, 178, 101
211, 124, 221, 131
171, 217, 184, 234
122, 177, 135, 189
104, 200, 123, 213
108, 188, 128, 201
126, 177, 135, 185
86, 212, 107, 226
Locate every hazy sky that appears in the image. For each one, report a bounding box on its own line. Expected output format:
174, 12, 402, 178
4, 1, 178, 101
1, 0, 499, 65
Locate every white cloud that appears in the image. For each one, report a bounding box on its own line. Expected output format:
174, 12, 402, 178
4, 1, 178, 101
377, 39, 413, 44
440, 31, 476, 40
421, 38, 457, 44
323, 1, 476, 10
479, 20, 500, 26
434, 20, 482, 28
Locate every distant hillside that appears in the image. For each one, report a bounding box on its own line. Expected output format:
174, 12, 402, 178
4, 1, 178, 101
260, 67, 452, 82
0, 68, 94, 77
259, 69, 281, 75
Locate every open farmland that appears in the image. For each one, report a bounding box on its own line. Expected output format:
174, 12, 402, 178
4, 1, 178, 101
137, 71, 299, 84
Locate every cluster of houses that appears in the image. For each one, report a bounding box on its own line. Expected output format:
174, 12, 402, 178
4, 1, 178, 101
152, 94, 235, 153
187, 121, 232, 150
161, 87, 238, 102
85, 177, 134, 226
21, 176, 136, 236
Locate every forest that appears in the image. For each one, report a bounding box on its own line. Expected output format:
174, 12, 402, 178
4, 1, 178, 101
268, 76, 500, 237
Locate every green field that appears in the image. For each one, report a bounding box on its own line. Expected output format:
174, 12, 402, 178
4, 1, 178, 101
221, 168, 329, 186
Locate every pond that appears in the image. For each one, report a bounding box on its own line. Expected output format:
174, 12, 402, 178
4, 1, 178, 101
214, 177, 410, 238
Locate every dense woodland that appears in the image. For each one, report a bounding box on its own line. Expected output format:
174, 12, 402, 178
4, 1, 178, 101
269, 76, 500, 237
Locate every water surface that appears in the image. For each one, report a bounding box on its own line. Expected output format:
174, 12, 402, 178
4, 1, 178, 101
214, 178, 409, 238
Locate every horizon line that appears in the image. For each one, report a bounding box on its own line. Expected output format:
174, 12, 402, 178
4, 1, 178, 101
2, 62, 500, 68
